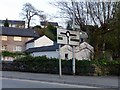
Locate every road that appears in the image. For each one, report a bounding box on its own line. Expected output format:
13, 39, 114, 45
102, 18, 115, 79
2, 77, 98, 88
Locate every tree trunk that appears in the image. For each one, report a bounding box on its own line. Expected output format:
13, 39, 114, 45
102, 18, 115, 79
27, 19, 30, 28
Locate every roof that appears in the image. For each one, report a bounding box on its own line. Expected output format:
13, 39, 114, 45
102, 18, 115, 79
80, 42, 93, 50
25, 35, 53, 44
0, 20, 25, 25
40, 22, 58, 26
25, 37, 40, 44
25, 43, 59, 53
1, 26, 39, 37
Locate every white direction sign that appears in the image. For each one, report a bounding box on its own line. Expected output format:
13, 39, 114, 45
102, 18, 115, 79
57, 28, 80, 46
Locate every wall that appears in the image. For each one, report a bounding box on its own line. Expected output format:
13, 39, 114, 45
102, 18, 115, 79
75, 49, 91, 60
60, 45, 73, 60
27, 40, 94, 60
60, 45, 93, 60
1, 36, 32, 52
34, 35, 54, 47
31, 44, 93, 60
32, 51, 59, 59
26, 42, 34, 50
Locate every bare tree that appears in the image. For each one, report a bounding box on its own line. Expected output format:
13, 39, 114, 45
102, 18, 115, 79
85, 2, 118, 59
21, 3, 45, 28
51, 1, 117, 31
51, 0, 118, 59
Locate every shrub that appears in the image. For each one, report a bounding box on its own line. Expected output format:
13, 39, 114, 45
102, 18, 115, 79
2, 56, 120, 76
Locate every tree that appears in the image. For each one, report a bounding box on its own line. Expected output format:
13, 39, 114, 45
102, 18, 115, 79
104, 2, 120, 60
21, 3, 45, 28
46, 24, 57, 41
33, 25, 44, 36
52, 1, 116, 30
33, 24, 57, 41
66, 20, 73, 30
2, 51, 25, 59
51, 1, 119, 59
33, 25, 42, 29
4, 18, 9, 27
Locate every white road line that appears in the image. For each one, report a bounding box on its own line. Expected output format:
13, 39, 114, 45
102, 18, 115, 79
2, 77, 98, 88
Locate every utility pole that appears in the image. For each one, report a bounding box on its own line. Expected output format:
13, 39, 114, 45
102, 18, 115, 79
72, 0, 76, 75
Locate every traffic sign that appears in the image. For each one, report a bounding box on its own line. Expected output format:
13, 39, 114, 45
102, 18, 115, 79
57, 28, 80, 46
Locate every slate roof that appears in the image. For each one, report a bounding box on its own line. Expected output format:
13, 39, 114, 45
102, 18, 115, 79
1, 26, 39, 37
25, 36, 43, 44
0, 20, 25, 25
40, 22, 58, 26
25, 43, 59, 53
25, 37, 39, 44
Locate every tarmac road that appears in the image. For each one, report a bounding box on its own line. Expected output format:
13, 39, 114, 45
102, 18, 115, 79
1, 71, 119, 90
2, 77, 98, 88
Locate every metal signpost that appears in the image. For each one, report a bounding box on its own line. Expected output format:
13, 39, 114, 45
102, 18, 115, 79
57, 0, 79, 76
57, 29, 79, 45
59, 44, 62, 77
72, 0, 76, 75
57, 28, 79, 76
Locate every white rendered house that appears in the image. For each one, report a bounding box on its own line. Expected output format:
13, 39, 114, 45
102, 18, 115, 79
25, 35, 54, 50
26, 35, 94, 60
59, 43, 93, 60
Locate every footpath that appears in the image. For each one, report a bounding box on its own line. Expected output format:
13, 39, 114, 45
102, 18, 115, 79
1, 71, 119, 89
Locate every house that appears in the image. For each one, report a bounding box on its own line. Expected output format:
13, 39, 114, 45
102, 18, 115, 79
25, 35, 54, 50
1, 26, 39, 53
25, 35, 94, 60
25, 43, 59, 58
75, 42, 94, 60
40, 21, 59, 28
0, 20, 25, 28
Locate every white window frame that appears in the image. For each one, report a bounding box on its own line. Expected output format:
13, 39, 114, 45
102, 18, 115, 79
2, 36, 7, 41
1, 45, 7, 50
13, 45, 22, 51
14, 36, 22, 41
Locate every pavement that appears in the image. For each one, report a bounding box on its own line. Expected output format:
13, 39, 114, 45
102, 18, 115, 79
1, 71, 119, 89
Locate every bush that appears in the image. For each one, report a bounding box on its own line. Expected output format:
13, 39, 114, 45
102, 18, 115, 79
2, 56, 120, 76
91, 60, 120, 76
13, 56, 59, 74
76, 60, 92, 75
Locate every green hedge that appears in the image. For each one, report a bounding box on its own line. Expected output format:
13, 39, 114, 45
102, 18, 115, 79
13, 56, 59, 74
3, 56, 120, 76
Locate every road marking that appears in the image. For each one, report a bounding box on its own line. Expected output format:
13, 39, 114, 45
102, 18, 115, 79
2, 77, 98, 88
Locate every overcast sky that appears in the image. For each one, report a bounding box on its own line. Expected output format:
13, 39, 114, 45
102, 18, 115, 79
0, 0, 67, 27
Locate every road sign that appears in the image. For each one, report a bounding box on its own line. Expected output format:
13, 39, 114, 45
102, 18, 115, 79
57, 28, 80, 46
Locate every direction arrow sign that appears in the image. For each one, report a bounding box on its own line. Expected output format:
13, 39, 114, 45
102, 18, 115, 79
57, 28, 80, 46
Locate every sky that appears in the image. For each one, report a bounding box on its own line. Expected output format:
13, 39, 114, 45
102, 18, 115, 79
0, 0, 119, 27
0, 0, 66, 27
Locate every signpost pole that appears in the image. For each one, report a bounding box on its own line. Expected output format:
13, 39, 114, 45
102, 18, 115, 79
72, 0, 76, 75
59, 44, 62, 77
72, 45, 75, 75
72, 0, 75, 30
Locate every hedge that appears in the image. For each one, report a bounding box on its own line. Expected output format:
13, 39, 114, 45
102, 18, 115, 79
2, 56, 120, 76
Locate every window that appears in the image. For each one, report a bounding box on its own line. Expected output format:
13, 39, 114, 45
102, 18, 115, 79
2, 36, 7, 41
65, 54, 68, 60
2, 45, 7, 50
14, 36, 22, 41
13, 46, 22, 51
